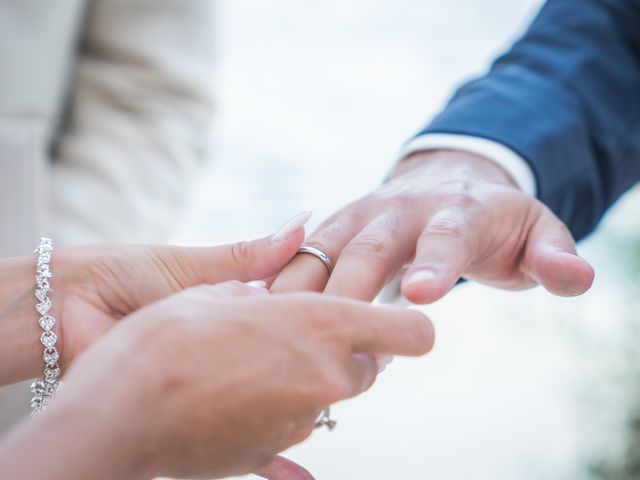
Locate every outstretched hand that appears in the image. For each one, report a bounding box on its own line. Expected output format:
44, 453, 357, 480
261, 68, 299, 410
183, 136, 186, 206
271, 150, 594, 302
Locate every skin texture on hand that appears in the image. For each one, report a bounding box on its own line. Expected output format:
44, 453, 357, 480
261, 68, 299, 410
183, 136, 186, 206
271, 149, 594, 303
0, 282, 434, 480
0, 211, 310, 387
265, 150, 595, 480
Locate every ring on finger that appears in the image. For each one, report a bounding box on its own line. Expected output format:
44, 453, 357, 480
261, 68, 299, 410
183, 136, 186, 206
296, 245, 334, 275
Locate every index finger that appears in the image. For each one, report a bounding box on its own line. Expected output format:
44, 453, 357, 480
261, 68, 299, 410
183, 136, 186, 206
323, 213, 420, 301
270, 212, 366, 293
298, 295, 435, 356
347, 304, 435, 356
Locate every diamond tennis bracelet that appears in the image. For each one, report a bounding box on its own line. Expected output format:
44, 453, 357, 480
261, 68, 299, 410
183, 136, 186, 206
30, 238, 62, 415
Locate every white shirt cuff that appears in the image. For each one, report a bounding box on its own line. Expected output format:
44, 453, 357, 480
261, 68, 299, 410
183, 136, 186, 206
398, 133, 537, 196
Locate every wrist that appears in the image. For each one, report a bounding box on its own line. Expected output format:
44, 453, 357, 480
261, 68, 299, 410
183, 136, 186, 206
0, 384, 153, 480
389, 149, 520, 190
0, 256, 57, 385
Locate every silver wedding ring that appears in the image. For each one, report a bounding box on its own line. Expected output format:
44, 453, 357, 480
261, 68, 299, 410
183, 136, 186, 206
315, 406, 337, 431
296, 245, 334, 275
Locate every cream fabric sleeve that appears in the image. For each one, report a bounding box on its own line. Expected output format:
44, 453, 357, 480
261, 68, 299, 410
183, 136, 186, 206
52, 0, 217, 245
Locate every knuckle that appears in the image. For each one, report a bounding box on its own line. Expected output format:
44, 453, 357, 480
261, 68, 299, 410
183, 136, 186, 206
230, 240, 251, 263
303, 239, 332, 256
424, 217, 467, 240
434, 181, 480, 208
230, 241, 252, 270
343, 234, 390, 261
341, 202, 371, 225
387, 192, 421, 210
311, 214, 355, 247
439, 191, 479, 211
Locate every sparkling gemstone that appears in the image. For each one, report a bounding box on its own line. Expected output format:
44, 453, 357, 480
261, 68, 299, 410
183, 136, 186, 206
43, 350, 59, 365
41, 331, 57, 348
45, 383, 58, 394
38, 252, 51, 264
30, 379, 45, 394
35, 239, 53, 255
37, 264, 51, 277
36, 298, 52, 315
35, 288, 48, 301
38, 315, 55, 331
45, 367, 60, 378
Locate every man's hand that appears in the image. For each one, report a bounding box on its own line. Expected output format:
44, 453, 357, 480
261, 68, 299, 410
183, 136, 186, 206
271, 150, 594, 302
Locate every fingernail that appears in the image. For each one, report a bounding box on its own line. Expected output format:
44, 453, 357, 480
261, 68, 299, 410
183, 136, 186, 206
404, 269, 437, 287
272, 211, 312, 243
246, 280, 268, 289
376, 355, 394, 373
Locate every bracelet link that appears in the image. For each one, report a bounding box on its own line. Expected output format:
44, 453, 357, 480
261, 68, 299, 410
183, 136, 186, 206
30, 237, 62, 416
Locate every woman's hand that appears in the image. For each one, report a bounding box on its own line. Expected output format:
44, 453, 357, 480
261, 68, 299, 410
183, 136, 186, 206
55, 220, 307, 366
0, 282, 434, 480
0, 211, 310, 385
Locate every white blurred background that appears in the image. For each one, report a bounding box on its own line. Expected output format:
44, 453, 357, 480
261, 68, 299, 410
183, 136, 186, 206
169, 1, 640, 479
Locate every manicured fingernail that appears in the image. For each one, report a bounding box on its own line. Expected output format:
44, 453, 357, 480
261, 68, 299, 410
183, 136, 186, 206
404, 269, 437, 286
246, 280, 268, 289
376, 355, 394, 373
272, 211, 312, 243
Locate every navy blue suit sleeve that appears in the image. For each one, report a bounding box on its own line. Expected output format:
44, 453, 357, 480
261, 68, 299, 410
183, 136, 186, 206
416, 0, 640, 240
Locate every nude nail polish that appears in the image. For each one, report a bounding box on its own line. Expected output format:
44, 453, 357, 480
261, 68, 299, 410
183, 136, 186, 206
404, 269, 437, 287
377, 355, 394, 373
246, 280, 268, 289
272, 211, 312, 243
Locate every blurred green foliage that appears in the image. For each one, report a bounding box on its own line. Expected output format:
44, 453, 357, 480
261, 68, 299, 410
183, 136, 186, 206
593, 198, 640, 479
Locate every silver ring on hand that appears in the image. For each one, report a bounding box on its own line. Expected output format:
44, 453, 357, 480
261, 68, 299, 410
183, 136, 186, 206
296, 245, 334, 275
315, 406, 337, 431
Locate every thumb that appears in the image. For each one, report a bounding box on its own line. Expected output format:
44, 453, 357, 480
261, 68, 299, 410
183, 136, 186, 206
524, 208, 594, 296
178, 211, 311, 286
